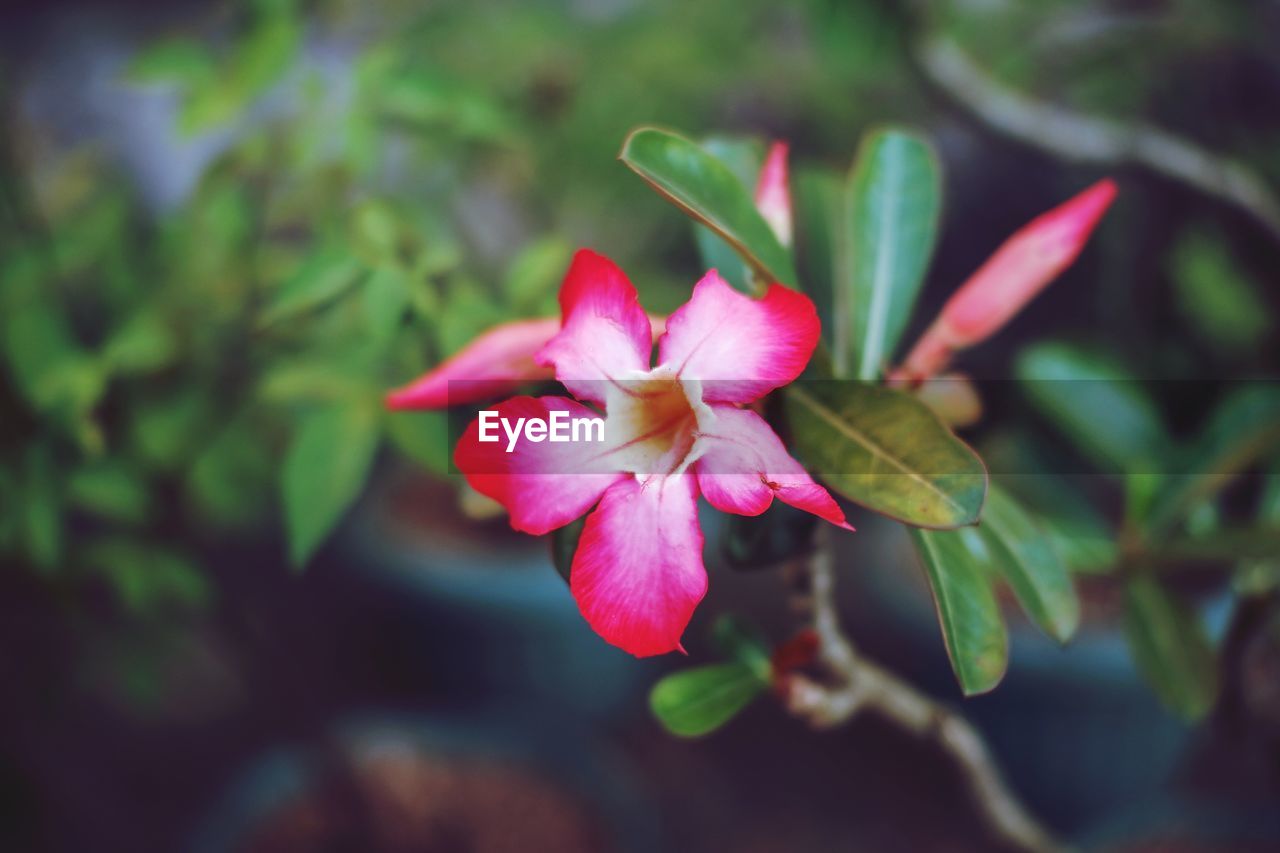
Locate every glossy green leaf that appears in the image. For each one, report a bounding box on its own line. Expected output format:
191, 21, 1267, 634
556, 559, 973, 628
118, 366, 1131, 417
258, 247, 366, 328
910, 526, 1008, 695
282, 404, 382, 567
785, 382, 987, 528
1123, 578, 1218, 720
980, 485, 1079, 642
793, 168, 841, 330
649, 662, 767, 738
1146, 383, 1280, 534
839, 128, 942, 380
619, 127, 795, 293
692, 136, 765, 293
1016, 342, 1169, 477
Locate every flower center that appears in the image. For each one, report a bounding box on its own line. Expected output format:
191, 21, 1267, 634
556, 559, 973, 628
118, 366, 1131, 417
603, 368, 708, 476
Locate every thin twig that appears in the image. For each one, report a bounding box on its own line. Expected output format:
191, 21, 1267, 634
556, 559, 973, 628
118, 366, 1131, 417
914, 33, 1280, 244
784, 526, 1062, 853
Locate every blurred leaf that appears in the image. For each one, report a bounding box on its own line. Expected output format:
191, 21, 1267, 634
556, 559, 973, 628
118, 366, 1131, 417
785, 382, 987, 528
502, 236, 572, 314
550, 516, 586, 585
380, 71, 512, 140
68, 460, 150, 525
1016, 342, 1169, 477
909, 526, 1008, 695
1170, 229, 1269, 354
258, 359, 379, 405
362, 268, 411, 344
126, 38, 216, 87
21, 446, 62, 574
719, 500, 816, 570
102, 310, 177, 375
710, 615, 771, 680
980, 485, 1079, 642
1123, 577, 1218, 720
650, 662, 767, 738
1146, 384, 1280, 534
384, 409, 451, 476
282, 403, 381, 567
186, 414, 274, 531
840, 128, 941, 380
82, 540, 210, 614
349, 200, 403, 269
692, 136, 766, 293
130, 390, 210, 473
258, 247, 366, 327
439, 283, 504, 356
619, 127, 796, 292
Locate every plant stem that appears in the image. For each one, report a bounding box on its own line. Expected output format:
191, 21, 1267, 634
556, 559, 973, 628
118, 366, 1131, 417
784, 525, 1062, 852
913, 33, 1280, 245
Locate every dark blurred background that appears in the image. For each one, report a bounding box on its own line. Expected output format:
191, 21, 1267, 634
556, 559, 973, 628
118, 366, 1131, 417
2, 0, 1280, 850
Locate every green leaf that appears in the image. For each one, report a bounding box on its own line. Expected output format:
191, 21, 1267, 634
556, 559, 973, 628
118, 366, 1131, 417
361, 268, 411, 344
1016, 342, 1169, 476
980, 485, 1079, 642
692, 136, 766, 293
1170, 228, 1269, 354
21, 446, 63, 574
82, 540, 210, 614
126, 38, 216, 87
282, 404, 382, 567
785, 382, 987, 528
1123, 578, 1218, 720
839, 128, 942, 380
102, 310, 178, 375
619, 127, 795, 293
68, 461, 150, 525
1146, 384, 1280, 534
710, 615, 772, 681
258, 247, 366, 328
385, 409, 451, 476
502, 236, 573, 314
909, 526, 1008, 695
792, 168, 842, 330
649, 662, 768, 738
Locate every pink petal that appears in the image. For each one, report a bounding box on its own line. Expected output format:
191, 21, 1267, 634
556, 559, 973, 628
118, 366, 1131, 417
386, 317, 560, 410
536, 249, 653, 405
896, 179, 1116, 382
754, 141, 792, 247
658, 271, 820, 403
571, 474, 707, 657
454, 396, 624, 535
694, 405, 850, 528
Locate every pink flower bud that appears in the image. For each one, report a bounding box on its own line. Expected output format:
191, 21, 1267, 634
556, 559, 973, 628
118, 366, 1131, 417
897, 179, 1117, 382
755, 141, 792, 247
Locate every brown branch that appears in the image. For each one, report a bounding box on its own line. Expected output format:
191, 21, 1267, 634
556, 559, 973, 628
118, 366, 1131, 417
914, 33, 1280, 244
784, 526, 1062, 853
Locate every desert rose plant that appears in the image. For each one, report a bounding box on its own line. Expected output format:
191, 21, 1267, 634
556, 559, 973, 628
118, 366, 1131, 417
388, 125, 1124, 848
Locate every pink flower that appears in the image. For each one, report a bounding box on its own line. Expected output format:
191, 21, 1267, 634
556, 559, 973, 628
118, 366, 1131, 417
755, 142, 792, 247
895, 179, 1117, 383
453, 249, 849, 657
